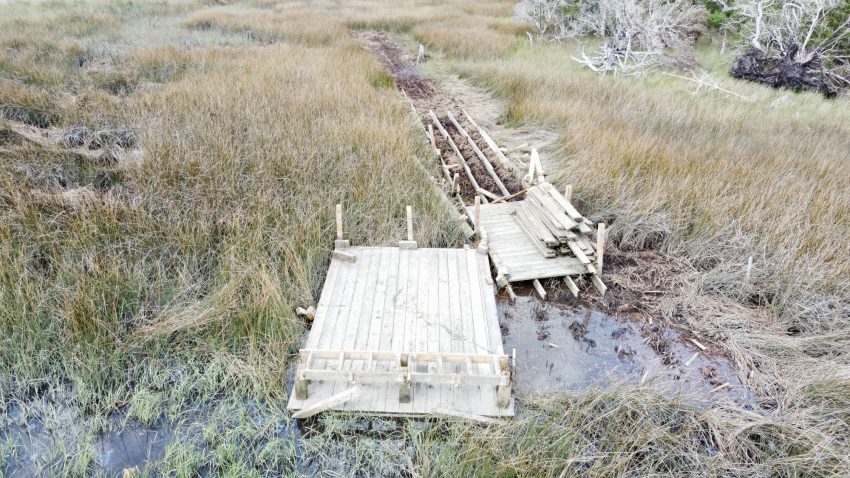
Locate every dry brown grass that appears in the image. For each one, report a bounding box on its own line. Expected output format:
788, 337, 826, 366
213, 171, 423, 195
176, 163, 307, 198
2, 0, 849, 475
450, 44, 850, 329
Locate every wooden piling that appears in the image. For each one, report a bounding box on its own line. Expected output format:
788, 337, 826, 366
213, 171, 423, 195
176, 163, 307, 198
597, 223, 606, 274
406, 205, 413, 241
532, 279, 547, 300
474, 196, 481, 232
335, 203, 343, 240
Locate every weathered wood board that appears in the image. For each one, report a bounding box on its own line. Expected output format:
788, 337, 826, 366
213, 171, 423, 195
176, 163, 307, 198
287, 246, 514, 417
467, 202, 590, 282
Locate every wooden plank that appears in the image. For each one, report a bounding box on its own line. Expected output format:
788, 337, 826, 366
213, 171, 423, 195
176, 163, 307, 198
429, 110, 483, 195
305, 257, 341, 350
335, 204, 343, 240
465, 249, 494, 413
377, 247, 400, 412
298, 249, 357, 410
331, 249, 372, 406
447, 111, 509, 196
466, 248, 490, 354
425, 248, 441, 411
522, 197, 571, 241
532, 279, 547, 300
411, 249, 429, 414
505, 263, 589, 282
477, 252, 503, 355
292, 387, 360, 419
564, 276, 579, 298
517, 203, 561, 245
511, 213, 557, 258
596, 223, 606, 274
313, 252, 357, 350
433, 407, 506, 425
527, 187, 578, 231
437, 250, 468, 408
354, 248, 384, 396
591, 274, 608, 296
461, 108, 512, 171
538, 182, 585, 223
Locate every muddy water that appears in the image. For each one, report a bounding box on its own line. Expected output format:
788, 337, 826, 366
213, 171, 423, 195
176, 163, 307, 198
500, 288, 751, 407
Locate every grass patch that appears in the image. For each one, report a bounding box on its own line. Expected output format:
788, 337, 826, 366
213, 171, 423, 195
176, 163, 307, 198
1, 0, 849, 476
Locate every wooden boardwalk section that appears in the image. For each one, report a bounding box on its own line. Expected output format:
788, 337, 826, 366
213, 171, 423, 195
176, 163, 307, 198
287, 245, 514, 418
468, 201, 588, 282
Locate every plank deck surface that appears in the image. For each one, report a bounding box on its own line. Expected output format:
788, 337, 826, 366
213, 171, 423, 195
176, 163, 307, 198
287, 246, 514, 417
469, 202, 589, 282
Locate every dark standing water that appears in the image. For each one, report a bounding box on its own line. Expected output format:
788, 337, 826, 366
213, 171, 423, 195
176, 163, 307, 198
499, 290, 751, 407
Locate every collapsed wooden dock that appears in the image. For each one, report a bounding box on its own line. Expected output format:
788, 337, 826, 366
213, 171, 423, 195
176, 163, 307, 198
287, 106, 607, 419
425, 109, 607, 299
287, 214, 514, 418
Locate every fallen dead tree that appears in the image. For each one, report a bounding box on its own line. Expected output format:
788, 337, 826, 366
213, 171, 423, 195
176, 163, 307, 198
722, 0, 850, 96
520, 0, 708, 74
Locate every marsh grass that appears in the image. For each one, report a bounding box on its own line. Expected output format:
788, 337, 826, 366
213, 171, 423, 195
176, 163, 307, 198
2, 0, 849, 476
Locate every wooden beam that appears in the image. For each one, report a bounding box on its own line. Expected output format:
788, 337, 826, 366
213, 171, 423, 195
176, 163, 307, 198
291, 386, 360, 419
505, 283, 517, 302
492, 187, 528, 204
564, 184, 573, 202
596, 223, 606, 274
530, 148, 544, 184
447, 111, 510, 196
460, 108, 511, 171
433, 408, 506, 425
532, 279, 547, 300
476, 188, 500, 201
564, 276, 579, 298
335, 203, 343, 240
591, 274, 607, 296
474, 195, 481, 232
406, 205, 413, 241
429, 111, 483, 197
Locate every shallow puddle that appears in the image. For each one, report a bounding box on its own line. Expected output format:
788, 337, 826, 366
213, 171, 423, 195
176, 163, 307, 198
95, 417, 173, 476
499, 289, 751, 407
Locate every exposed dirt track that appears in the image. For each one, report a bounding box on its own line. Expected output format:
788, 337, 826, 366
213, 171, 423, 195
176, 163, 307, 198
358, 30, 522, 202
357, 30, 749, 405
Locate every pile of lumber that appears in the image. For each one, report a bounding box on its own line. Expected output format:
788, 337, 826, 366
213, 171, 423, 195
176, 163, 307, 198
510, 183, 599, 272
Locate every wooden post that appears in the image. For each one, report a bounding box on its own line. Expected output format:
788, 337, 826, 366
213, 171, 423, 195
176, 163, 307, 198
505, 284, 517, 302
417, 44, 425, 63
531, 148, 544, 184
292, 387, 360, 419
334, 204, 350, 250
474, 195, 481, 232
400, 206, 417, 249
335, 204, 343, 240
399, 354, 411, 403
526, 153, 536, 184
477, 229, 489, 255
564, 276, 579, 298
428, 124, 436, 150
532, 279, 547, 300
564, 185, 573, 202
451, 173, 459, 195
596, 223, 606, 274
406, 205, 413, 241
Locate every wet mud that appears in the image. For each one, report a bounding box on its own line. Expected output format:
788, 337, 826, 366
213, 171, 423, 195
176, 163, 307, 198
500, 286, 751, 407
